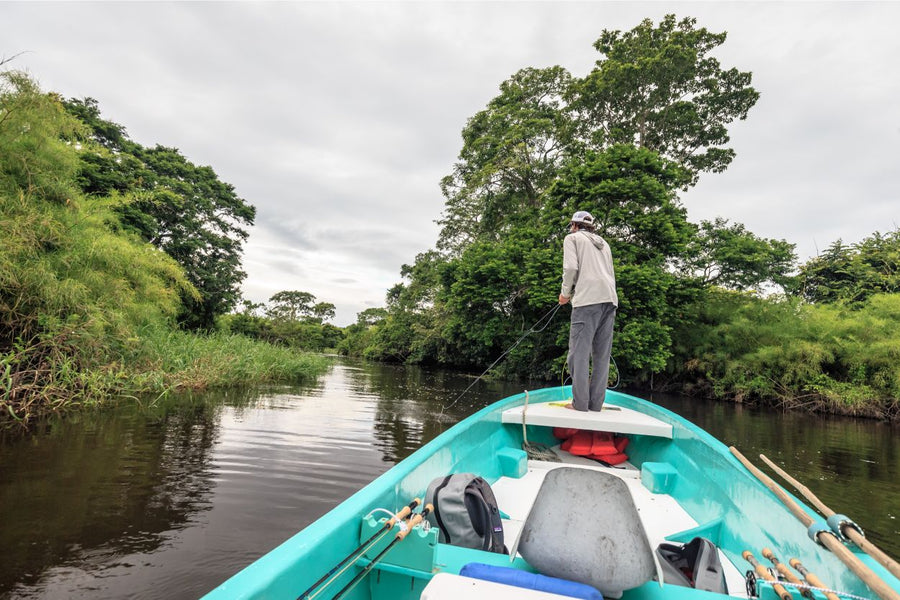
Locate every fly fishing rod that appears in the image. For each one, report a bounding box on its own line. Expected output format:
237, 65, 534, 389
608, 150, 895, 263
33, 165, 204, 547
439, 304, 561, 416
762, 548, 813, 599
790, 558, 842, 600
743, 550, 793, 600
330, 504, 433, 600
297, 498, 420, 600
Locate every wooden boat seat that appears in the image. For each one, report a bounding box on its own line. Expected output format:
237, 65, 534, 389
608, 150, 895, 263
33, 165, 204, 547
501, 401, 673, 439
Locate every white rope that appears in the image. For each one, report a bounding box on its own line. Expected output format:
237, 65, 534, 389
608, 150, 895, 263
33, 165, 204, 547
774, 580, 874, 600
522, 390, 529, 443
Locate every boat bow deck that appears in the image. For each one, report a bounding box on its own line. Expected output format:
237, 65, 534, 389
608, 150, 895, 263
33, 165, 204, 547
501, 401, 673, 439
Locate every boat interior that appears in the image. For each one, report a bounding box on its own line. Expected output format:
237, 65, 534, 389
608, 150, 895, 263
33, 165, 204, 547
362, 401, 748, 600
209, 389, 897, 600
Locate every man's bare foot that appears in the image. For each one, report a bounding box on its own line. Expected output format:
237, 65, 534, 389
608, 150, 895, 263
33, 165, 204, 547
563, 402, 575, 410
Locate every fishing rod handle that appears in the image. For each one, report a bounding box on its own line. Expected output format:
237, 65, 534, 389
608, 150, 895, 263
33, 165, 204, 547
789, 559, 843, 600
396, 504, 433, 541
743, 551, 791, 600
387, 498, 421, 527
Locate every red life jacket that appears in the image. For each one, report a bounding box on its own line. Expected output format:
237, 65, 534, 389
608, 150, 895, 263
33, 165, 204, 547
556, 429, 629, 465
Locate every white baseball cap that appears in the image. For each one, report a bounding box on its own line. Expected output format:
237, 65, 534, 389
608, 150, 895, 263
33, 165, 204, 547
571, 210, 594, 225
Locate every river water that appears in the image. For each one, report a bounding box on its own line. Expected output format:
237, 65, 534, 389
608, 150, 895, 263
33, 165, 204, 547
0, 358, 897, 599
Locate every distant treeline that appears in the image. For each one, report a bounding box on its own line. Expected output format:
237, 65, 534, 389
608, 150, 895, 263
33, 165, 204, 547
0, 70, 328, 429
336, 16, 900, 420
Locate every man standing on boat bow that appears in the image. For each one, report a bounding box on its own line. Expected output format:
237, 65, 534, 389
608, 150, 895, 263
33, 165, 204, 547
558, 210, 618, 412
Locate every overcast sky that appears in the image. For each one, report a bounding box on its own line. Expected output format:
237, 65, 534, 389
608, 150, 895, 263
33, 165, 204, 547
4, 2, 899, 325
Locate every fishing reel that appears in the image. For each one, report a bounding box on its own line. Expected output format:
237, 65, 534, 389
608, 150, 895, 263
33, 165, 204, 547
745, 570, 758, 597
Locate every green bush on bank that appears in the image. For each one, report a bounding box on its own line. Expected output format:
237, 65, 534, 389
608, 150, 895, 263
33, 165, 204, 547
0, 71, 328, 429
675, 291, 900, 417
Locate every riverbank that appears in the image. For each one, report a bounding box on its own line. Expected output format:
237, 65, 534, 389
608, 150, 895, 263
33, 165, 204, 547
0, 329, 330, 430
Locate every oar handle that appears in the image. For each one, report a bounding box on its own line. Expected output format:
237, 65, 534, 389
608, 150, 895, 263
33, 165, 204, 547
744, 551, 792, 600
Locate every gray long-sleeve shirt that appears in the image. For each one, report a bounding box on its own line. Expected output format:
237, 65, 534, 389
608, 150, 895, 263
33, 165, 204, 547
561, 230, 618, 308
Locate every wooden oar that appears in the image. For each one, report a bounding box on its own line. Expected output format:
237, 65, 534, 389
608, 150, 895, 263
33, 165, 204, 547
790, 558, 841, 600
760, 453, 900, 581
744, 550, 793, 600
331, 504, 433, 600
297, 498, 421, 600
730, 447, 900, 600
762, 547, 813, 599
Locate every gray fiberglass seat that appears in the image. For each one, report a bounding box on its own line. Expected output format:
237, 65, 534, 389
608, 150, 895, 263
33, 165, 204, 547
514, 467, 660, 598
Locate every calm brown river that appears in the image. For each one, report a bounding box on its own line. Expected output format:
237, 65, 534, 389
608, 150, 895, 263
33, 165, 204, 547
1, 358, 897, 599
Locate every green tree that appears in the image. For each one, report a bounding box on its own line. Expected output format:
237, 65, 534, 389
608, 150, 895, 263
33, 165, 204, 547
573, 15, 760, 184
438, 67, 576, 252
681, 218, 796, 290
792, 231, 900, 304
355, 307, 388, 327
311, 302, 336, 324
267, 291, 316, 322
350, 15, 767, 385
62, 98, 256, 330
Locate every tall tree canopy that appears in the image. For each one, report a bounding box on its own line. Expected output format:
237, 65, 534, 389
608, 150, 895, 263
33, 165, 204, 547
573, 15, 759, 183
345, 15, 793, 385
438, 15, 759, 253
62, 98, 256, 330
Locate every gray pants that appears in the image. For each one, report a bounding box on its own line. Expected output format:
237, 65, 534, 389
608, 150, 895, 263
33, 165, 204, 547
568, 302, 616, 411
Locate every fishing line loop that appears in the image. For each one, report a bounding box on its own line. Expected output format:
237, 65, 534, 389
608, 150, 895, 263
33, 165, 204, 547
439, 304, 563, 416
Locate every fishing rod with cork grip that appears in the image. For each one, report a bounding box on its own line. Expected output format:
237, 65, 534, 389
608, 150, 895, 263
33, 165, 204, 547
790, 558, 842, 600
762, 547, 813, 599
297, 498, 421, 600
330, 503, 434, 600
743, 550, 793, 600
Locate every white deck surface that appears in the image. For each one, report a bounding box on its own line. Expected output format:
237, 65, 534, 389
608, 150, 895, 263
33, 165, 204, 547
501, 402, 673, 439
490, 450, 747, 597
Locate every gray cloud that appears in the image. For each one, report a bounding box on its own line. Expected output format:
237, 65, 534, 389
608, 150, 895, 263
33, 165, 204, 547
5, 2, 899, 324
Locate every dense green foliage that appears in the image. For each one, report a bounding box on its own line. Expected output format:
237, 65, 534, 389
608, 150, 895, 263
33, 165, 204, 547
790, 231, 900, 304
671, 290, 900, 418
219, 292, 344, 352
0, 72, 325, 429
339, 15, 899, 418
62, 97, 256, 330
343, 16, 787, 381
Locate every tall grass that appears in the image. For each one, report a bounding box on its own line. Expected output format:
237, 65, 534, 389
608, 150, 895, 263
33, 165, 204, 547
674, 291, 900, 419
1, 325, 330, 428
124, 327, 330, 391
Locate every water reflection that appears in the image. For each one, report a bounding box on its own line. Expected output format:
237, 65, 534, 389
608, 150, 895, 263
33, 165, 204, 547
0, 361, 896, 600
0, 395, 228, 596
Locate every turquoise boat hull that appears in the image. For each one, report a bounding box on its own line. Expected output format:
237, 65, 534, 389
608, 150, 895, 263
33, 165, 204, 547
202, 387, 899, 600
